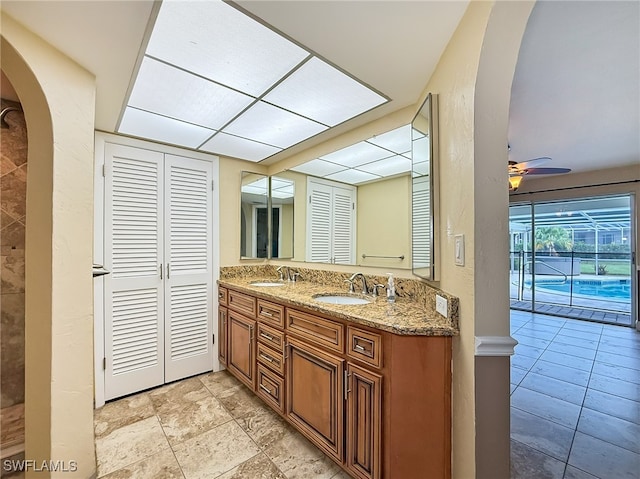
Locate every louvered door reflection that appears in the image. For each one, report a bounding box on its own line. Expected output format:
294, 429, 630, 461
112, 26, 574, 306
104, 146, 214, 400
307, 178, 355, 264
104, 144, 164, 399
164, 155, 213, 382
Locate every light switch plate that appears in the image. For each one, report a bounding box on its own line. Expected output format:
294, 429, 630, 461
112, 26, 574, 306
454, 234, 465, 266
436, 294, 448, 318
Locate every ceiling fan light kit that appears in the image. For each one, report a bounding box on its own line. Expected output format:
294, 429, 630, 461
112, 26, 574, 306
507, 157, 571, 191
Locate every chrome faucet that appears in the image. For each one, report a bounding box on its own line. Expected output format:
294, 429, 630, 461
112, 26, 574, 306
276, 265, 288, 281
348, 272, 369, 295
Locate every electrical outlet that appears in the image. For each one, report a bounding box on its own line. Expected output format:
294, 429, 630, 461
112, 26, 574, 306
436, 294, 448, 318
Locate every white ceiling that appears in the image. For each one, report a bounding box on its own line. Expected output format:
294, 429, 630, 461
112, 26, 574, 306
2, 1, 638, 178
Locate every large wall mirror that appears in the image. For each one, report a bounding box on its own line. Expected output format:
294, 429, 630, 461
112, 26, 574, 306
240, 172, 295, 260
411, 93, 439, 280
270, 125, 414, 269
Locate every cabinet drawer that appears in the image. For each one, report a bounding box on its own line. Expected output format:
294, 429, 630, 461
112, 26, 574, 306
257, 342, 285, 375
218, 287, 228, 306
256, 363, 285, 414
257, 323, 285, 353
257, 299, 285, 328
228, 290, 256, 317
347, 326, 383, 369
286, 308, 344, 353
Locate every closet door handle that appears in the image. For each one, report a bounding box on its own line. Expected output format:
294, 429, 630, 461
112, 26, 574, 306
167, 263, 170, 279
160, 264, 163, 279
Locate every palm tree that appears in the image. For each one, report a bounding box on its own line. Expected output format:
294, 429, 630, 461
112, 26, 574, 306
535, 226, 573, 254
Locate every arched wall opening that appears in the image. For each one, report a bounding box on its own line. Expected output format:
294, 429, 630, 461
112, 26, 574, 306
2, 13, 96, 478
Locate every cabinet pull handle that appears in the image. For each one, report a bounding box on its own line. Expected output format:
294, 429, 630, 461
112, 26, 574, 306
249, 325, 254, 342
260, 310, 273, 317
259, 332, 274, 341
284, 343, 289, 361
354, 344, 366, 352
218, 292, 223, 299
259, 353, 274, 363
260, 384, 273, 395
344, 370, 349, 400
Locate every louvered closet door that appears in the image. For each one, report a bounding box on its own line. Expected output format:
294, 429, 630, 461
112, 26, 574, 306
163, 155, 213, 382
412, 175, 431, 269
307, 180, 333, 263
104, 144, 164, 400
331, 184, 355, 264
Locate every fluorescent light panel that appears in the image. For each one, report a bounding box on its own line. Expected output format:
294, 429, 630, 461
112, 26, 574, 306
264, 57, 386, 126
120, 0, 389, 162
119, 107, 215, 148
128, 57, 254, 130
200, 132, 282, 162
146, 0, 309, 97
224, 101, 327, 149
291, 159, 347, 177
325, 169, 381, 185
367, 125, 412, 154
320, 141, 392, 168
356, 155, 412, 177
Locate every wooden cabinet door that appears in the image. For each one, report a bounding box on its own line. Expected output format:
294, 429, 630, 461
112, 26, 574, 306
346, 363, 382, 479
227, 310, 255, 390
286, 337, 344, 461
218, 307, 228, 366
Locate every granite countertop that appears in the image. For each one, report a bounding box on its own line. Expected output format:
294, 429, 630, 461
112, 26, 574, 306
218, 277, 459, 336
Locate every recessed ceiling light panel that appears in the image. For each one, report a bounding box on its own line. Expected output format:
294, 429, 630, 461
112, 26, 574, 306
367, 125, 412, 154
356, 155, 412, 177
224, 101, 327, 149
128, 57, 255, 130
320, 141, 393, 168
264, 57, 387, 126
119, 107, 215, 148
291, 159, 347, 177
325, 168, 381, 185
200, 131, 281, 162
146, 0, 309, 97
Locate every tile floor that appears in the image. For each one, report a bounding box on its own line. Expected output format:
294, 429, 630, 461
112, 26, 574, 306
93, 371, 350, 479
510, 309, 640, 479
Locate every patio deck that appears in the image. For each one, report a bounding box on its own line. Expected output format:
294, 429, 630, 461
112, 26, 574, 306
510, 273, 633, 326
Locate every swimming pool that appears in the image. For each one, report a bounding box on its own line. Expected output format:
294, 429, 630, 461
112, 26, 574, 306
537, 279, 631, 300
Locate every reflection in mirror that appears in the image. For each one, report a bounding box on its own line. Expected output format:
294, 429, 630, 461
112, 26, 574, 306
411, 93, 439, 280
240, 172, 268, 259
277, 125, 413, 269
270, 176, 295, 259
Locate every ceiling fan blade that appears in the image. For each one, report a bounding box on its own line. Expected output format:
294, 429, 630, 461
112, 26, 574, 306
524, 167, 572, 175
512, 157, 552, 170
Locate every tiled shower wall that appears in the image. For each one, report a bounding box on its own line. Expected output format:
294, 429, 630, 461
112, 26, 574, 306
0, 99, 27, 408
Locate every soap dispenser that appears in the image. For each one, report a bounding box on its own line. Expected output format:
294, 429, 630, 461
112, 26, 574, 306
386, 273, 396, 303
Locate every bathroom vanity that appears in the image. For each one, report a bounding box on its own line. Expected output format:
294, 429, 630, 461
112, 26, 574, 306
217, 267, 458, 479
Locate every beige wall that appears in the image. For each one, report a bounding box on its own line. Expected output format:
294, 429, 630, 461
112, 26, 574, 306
2, 13, 96, 479
357, 175, 411, 269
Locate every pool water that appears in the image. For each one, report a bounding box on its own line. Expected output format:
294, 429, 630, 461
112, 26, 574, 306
538, 280, 631, 300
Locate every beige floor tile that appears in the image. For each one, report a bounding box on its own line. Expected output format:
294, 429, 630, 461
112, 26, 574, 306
216, 453, 285, 479
94, 392, 155, 439
264, 428, 340, 479
216, 384, 265, 419
173, 420, 261, 479
148, 377, 211, 414
236, 406, 293, 450
330, 471, 352, 479
98, 448, 184, 479
95, 416, 170, 477
199, 370, 242, 397
157, 394, 233, 446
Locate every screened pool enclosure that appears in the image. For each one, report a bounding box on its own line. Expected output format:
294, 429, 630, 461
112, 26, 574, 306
509, 195, 635, 326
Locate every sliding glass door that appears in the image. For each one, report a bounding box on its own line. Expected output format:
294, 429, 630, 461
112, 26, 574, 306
509, 195, 635, 327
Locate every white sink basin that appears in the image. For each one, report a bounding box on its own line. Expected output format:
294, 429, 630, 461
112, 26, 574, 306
250, 281, 285, 287
313, 294, 371, 305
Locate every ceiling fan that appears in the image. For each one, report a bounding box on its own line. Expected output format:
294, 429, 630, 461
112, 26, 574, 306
508, 157, 571, 191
